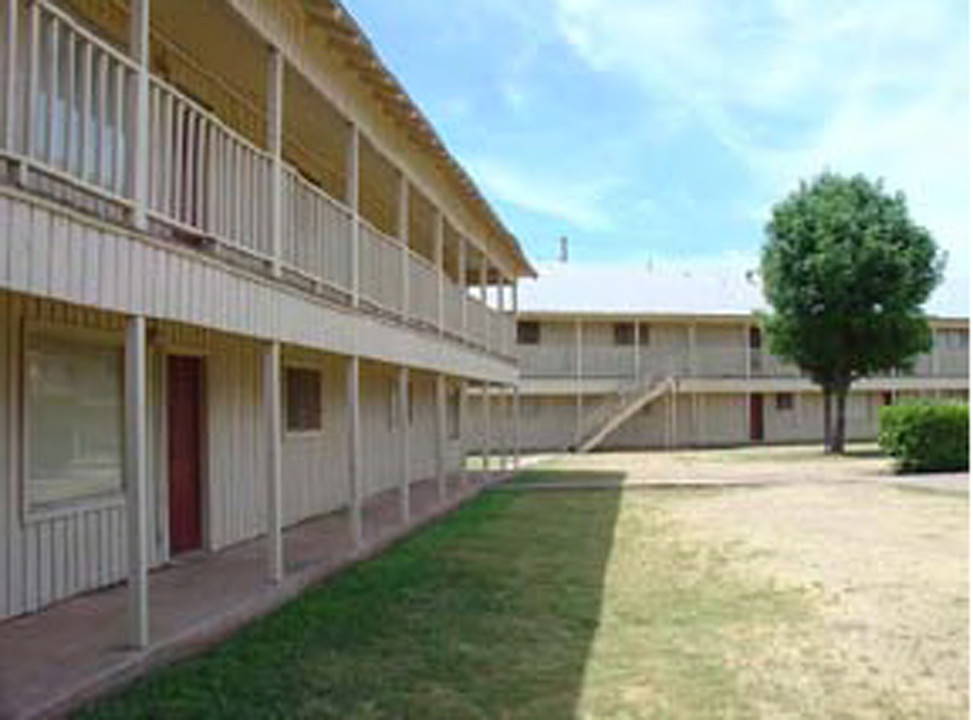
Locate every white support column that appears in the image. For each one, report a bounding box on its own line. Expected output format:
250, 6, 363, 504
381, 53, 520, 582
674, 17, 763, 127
743, 325, 752, 380
574, 319, 583, 447
347, 355, 363, 547
743, 325, 752, 437
671, 380, 679, 448
479, 260, 488, 304
633, 320, 641, 381
129, 0, 150, 229
125, 315, 150, 649
690, 391, 699, 447
513, 386, 521, 469
689, 324, 697, 377
4, 0, 19, 152
263, 341, 283, 583
266, 47, 284, 276
346, 125, 360, 306
459, 378, 469, 484
398, 366, 410, 523
435, 212, 445, 334
435, 374, 447, 500
481, 382, 491, 472
398, 173, 410, 318
459, 239, 468, 337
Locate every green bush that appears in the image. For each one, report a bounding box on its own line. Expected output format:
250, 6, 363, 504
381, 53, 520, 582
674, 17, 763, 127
878, 402, 969, 473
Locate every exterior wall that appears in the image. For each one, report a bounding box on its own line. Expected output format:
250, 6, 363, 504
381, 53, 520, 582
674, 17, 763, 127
0, 292, 472, 621
518, 316, 968, 383
507, 388, 962, 453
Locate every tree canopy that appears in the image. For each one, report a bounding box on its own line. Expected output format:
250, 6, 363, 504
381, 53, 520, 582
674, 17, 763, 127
760, 172, 943, 453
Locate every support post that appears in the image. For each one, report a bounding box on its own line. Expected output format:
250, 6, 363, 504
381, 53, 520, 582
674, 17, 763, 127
689, 323, 697, 377
398, 172, 410, 317
481, 382, 491, 472
346, 125, 360, 306
574, 319, 583, 447
459, 239, 468, 337
435, 212, 445, 334
347, 355, 363, 547
263, 341, 283, 583
435, 374, 447, 500
459, 378, 469, 484
398, 366, 410, 523
129, 0, 150, 229
4, 0, 19, 152
125, 315, 150, 649
266, 47, 284, 276
513, 386, 521, 469
633, 320, 640, 381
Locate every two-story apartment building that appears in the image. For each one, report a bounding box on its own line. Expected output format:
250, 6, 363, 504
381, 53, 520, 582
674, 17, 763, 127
0, 0, 531, 645
477, 264, 968, 453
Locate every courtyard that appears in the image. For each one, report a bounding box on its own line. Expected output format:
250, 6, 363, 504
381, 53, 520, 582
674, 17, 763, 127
79, 447, 967, 719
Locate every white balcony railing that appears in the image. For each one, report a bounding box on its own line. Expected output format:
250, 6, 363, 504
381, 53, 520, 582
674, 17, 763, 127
408, 253, 438, 326
359, 220, 404, 314
281, 166, 353, 293
5, 1, 516, 360
25, 2, 136, 204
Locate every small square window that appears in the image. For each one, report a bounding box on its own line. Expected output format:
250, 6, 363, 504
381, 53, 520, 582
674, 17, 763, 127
614, 323, 635, 346
285, 368, 322, 432
517, 321, 540, 345
775, 392, 794, 411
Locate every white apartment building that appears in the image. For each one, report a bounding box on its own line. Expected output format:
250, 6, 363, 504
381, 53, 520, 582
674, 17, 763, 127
0, 0, 532, 643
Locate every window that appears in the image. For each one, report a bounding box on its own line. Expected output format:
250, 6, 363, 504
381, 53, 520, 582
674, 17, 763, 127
638, 323, 651, 346
614, 323, 635, 346
448, 386, 462, 439
26, 332, 124, 512
882, 391, 894, 406
285, 368, 322, 432
749, 326, 763, 349
775, 393, 795, 411
517, 321, 540, 345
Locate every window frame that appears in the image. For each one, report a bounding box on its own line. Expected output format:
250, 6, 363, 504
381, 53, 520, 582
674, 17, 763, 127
613, 323, 635, 347
775, 392, 795, 411
21, 322, 127, 524
516, 321, 541, 345
283, 365, 324, 435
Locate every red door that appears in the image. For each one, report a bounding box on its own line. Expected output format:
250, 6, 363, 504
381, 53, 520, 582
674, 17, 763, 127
749, 393, 765, 442
168, 356, 204, 554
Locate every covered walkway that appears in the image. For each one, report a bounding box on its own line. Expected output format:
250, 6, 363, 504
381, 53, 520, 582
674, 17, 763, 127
0, 472, 506, 720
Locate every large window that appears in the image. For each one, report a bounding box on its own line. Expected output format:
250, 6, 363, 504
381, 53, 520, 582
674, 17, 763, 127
285, 367, 322, 432
26, 332, 124, 513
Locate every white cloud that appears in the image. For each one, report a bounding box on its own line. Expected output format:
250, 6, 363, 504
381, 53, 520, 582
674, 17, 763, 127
553, 0, 969, 298
466, 157, 621, 231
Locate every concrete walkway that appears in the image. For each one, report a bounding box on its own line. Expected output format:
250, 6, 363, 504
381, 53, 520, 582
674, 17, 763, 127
0, 471, 512, 720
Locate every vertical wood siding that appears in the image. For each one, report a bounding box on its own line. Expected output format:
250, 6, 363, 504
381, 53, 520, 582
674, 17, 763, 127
0, 295, 167, 619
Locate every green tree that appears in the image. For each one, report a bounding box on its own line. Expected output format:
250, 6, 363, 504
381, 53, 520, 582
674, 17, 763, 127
760, 172, 943, 453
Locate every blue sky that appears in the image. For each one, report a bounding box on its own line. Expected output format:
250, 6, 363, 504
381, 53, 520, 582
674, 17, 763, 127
346, 0, 969, 315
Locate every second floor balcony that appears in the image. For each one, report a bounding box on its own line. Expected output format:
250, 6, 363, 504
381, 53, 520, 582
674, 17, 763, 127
0, 0, 525, 359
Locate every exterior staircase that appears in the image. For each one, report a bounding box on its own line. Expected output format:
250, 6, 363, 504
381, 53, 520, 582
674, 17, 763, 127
577, 376, 674, 453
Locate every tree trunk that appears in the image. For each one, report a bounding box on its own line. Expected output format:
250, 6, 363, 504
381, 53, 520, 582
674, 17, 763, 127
822, 387, 833, 454
831, 387, 848, 454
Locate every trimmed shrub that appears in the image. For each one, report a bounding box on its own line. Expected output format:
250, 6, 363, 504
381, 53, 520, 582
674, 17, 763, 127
878, 402, 969, 473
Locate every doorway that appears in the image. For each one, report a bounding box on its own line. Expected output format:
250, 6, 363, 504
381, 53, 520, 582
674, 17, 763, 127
749, 393, 765, 442
167, 355, 204, 555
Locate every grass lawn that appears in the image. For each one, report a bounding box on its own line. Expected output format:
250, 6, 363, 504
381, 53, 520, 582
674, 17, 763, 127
80, 455, 967, 719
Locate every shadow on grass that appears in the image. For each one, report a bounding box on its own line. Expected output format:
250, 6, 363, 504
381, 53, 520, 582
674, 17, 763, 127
79, 472, 625, 720
510, 467, 630, 487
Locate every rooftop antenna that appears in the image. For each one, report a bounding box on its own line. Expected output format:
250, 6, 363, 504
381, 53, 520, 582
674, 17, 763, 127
559, 236, 568, 263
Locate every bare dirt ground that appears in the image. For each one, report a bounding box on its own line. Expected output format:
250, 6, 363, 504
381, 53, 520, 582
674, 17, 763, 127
543, 447, 970, 718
